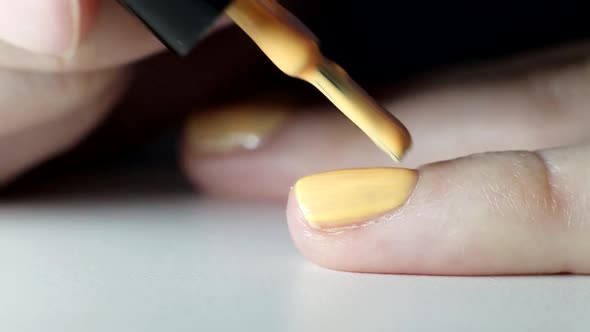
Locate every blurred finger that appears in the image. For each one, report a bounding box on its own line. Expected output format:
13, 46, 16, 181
0, 67, 127, 184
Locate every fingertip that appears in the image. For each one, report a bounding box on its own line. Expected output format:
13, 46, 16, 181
286, 188, 344, 271
286, 187, 391, 274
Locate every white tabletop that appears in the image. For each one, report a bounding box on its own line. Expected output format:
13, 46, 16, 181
0, 165, 588, 332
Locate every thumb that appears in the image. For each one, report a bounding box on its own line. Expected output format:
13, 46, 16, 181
0, 0, 99, 56
287, 143, 590, 275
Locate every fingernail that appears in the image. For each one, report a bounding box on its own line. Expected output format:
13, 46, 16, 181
187, 103, 290, 155
293, 168, 418, 230
0, 0, 80, 56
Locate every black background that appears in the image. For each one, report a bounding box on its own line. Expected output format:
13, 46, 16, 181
296, 1, 590, 82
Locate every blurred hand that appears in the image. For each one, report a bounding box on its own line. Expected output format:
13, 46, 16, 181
0, 0, 247, 185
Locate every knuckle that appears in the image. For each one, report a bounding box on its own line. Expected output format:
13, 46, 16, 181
458, 151, 571, 226
498, 151, 571, 227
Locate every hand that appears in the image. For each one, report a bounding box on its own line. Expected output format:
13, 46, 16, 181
183, 43, 590, 276
0, 0, 244, 185
3, 1, 589, 276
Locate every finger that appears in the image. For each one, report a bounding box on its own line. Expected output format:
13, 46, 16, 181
0, 1, 232, 72
181, 56, 590, 201
0, 66, 127, 185
0, 0, 99, 56
286, 143, 590, 275
0, 0, 164, 72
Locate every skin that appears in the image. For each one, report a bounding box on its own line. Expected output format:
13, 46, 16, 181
2, 0, 590, 275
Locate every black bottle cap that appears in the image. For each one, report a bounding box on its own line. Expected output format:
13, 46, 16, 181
118, 0, 232, 56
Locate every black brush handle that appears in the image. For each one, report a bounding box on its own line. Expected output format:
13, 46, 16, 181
117, 0, 232, 56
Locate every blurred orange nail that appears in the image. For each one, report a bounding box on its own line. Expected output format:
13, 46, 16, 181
187, 103, 289, 155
